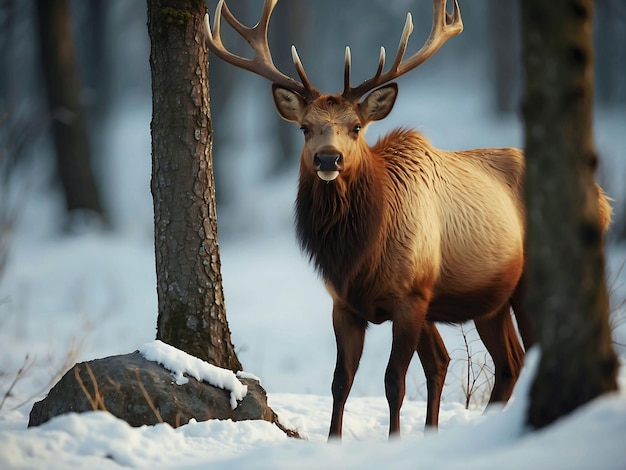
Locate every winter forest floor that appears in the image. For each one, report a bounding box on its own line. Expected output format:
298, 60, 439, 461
1, 75, 625, 468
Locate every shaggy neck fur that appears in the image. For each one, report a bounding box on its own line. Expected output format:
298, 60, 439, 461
295, 153, 384, 293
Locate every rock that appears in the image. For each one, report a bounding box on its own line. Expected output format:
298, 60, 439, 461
28, 352, 295, 436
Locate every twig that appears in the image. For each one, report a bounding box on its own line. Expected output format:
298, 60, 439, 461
608, 260, 626, 350
456, 324, 494, 409
0, 354, 33, 411
10, 339, 82, 410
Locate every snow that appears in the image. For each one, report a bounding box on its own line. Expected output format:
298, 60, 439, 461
139, 340, 248, 409
1, 63, 625, 468
2, 350, 626, 469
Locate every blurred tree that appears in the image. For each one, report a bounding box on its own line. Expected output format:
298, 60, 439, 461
206, 0, 311, 197
521, 0, 618, 429
35, 0, 105, 221
75, 0, 111, 150
269, 0, 309, 173
205, 0, 247, 205
1, 2, 41, 280
0, 1, 10, 105
147, 0, 242, 371
594, 0, 626, 105
489, 0, 521, 112
81, 0, 108, 119
595, 0, 626, 241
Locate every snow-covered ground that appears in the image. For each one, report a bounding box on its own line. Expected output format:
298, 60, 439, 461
2, 343, 624, 469
1, 67, 625, 468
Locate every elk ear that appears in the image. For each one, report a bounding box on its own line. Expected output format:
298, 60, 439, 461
272, 84, 307, 123
358, 83, 398, 122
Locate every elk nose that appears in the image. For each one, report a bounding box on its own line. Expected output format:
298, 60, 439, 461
313, 153, 342, 182
313, 154, 342, 171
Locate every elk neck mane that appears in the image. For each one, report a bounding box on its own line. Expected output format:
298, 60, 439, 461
295, 142, 385, 292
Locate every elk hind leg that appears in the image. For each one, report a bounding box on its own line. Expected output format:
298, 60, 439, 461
416, 321, 449, 429
328, 303, 367, 440
475, 304, 524, 404
510, 273, 535, 350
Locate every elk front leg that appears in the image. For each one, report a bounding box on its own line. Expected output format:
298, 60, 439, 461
416, 321, 449, 429
385, 294, 429, 438
329, 303, 367, 440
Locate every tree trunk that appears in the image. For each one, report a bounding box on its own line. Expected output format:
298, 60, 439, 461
35, 0, 104, 219
521, 0, 618, 429
147, 0, 242, 371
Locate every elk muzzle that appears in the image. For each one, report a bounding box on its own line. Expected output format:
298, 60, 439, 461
314, 153, 343, 181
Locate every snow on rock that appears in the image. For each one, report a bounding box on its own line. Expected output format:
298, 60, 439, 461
237, 370, 262, 383
139, 340, 248, 409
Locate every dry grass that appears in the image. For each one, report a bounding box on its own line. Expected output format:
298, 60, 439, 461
132, 368, 164, 424
74, 363, 108, 411
73, 363, 169, 425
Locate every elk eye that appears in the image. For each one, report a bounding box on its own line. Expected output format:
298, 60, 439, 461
300, 125, 310, 135
352, 125, 362, 135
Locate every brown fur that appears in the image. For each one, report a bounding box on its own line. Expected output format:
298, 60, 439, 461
297, 125, 527, 326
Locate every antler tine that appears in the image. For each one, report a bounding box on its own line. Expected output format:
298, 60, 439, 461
291, 46, 316, 94
342, 0, 463, 102
205, 0, 320, 100
343, 45, 386, 99
396, 0, 463, 75
389, 13, 414, 74
376, 47, 386, 78
343, 46, 352, 97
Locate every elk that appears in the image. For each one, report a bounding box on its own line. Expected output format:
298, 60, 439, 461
205, 0, 612, 439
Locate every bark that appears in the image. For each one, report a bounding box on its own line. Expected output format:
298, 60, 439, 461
35, 0, 104, 217
521, 0, 618, 429
147, 0, 242, 371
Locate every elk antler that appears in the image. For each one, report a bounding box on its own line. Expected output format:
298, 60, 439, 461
342, 0, 463, 102
204, 0, 320, 101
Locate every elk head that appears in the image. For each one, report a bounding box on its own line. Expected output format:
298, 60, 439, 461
204, 0, 463, 182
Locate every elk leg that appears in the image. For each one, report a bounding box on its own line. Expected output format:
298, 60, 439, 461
475, 304, 524, 404
385, 295, 429, 438
328, 303, 367, 440
510, 273, 535, 350
416, 321, 449, 429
